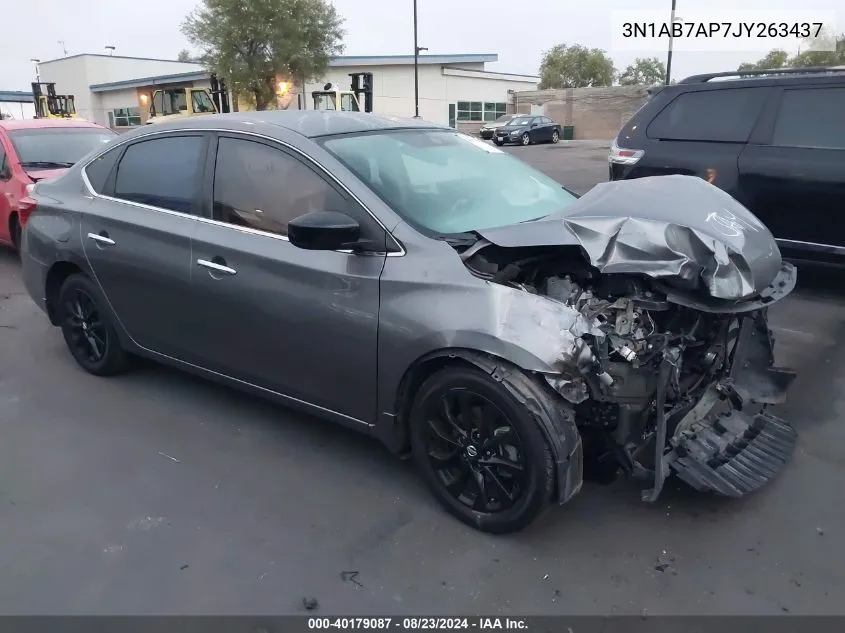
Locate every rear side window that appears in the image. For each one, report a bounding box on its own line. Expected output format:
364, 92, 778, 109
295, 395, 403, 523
113, 135, 205, 214
647, 87, 768, 142
0, 144, 8, 180
84, 147, 121, 194
771, 88, 845, 150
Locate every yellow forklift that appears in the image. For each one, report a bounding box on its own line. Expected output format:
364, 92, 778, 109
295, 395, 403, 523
145, 73, 231, 124
311, 73, 373, 112
32, 82, 79, 119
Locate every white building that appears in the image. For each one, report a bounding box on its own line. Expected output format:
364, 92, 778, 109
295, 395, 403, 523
35, 52, 538, 132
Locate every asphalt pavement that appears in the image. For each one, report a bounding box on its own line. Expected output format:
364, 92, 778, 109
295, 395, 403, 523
1, 141, 843, 615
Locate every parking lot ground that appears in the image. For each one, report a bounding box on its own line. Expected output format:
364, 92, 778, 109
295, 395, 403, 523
1, 145, 844, 615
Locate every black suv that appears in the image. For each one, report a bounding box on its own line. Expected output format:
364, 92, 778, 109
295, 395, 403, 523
609, 67, 845, 263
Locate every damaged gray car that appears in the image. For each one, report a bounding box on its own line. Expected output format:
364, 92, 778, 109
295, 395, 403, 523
20, 112, 797, 534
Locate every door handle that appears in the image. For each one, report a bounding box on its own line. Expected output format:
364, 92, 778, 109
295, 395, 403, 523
197, 258, 237, 275
87, 232, 115, 245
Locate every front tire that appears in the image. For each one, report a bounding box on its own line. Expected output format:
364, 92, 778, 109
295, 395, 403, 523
409, 366, 556, 534
57, 273, 131, 376
521, 132, 531, 146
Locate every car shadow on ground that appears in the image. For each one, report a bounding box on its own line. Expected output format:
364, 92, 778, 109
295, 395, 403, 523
6, 246, 845, 539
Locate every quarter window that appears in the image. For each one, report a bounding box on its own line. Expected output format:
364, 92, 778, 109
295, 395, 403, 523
771, 88, 845, 150
84, 147, 121, 194
0, 144, 8, 180
212, 137, 347, 237
647, 87, 768, 142
112, 135, 205, 214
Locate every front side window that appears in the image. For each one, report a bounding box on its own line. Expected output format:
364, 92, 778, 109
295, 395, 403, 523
340, 93, 360, 112
8, 127, 115, 170
322, 129, 577, 235
112, 135, 205, 214
213, 137, 347, 237
191, 90, 216, 114
647, 87, 768, 142
771, 88, 845, 150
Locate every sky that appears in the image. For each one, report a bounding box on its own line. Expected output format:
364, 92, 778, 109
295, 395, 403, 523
1, 0, 841, 90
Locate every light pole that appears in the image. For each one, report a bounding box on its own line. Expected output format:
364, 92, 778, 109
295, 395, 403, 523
665, 0, 677, 85
413, 0, 427, 118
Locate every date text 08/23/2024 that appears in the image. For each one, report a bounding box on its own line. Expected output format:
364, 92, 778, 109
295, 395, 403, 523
307, 617, 528, 631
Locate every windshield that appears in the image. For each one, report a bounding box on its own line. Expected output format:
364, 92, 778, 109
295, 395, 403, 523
9, 127, 116, 169
509, 117, 533, 127
321, 129, 576, 234
494, 114, 514, 123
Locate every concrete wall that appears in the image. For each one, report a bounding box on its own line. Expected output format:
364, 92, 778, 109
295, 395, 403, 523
512, 86, 649, 140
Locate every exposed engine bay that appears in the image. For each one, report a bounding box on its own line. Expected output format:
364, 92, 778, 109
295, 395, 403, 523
461, 241, 799, 501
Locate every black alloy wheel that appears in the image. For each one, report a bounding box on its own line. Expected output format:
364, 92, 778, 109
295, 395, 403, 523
410, 366, 556, 533
58, 273, 130, 376
521, 132, 531, 146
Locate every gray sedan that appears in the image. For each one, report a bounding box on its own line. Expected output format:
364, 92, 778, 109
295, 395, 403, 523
20, 111, 798, 534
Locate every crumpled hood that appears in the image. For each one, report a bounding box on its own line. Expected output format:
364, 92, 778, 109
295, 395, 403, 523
476, 175, 782, 301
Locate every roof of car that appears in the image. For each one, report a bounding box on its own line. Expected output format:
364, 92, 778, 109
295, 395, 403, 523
0, 118, 107, 131
136, 110, 448, 139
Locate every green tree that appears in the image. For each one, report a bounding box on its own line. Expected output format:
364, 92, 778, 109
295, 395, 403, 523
177, 49, 195, 62
737, 32, 845, 71
182, 0, 345, 110
737, 49, 789, 71
618, 57, 666, 86
790, 31, 845, 67
538, 44, 615, 89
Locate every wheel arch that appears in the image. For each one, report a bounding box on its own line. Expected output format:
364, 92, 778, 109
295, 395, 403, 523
44, 259, 86, 325
382, 347, 584, 505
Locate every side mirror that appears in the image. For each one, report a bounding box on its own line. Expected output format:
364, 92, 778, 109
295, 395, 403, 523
530, 123, 538, 128
288, 210, 361, 251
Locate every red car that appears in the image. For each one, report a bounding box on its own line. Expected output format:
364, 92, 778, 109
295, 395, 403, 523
0, 118, 115, 253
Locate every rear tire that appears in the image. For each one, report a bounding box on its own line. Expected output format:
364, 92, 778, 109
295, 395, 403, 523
10, 215, 21, 258
409, 366, 556, 534
551, 130, 560, 144
57, 273, 131, 377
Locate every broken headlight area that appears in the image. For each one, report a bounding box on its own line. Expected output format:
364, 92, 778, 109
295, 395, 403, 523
464, 243, 798, 502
